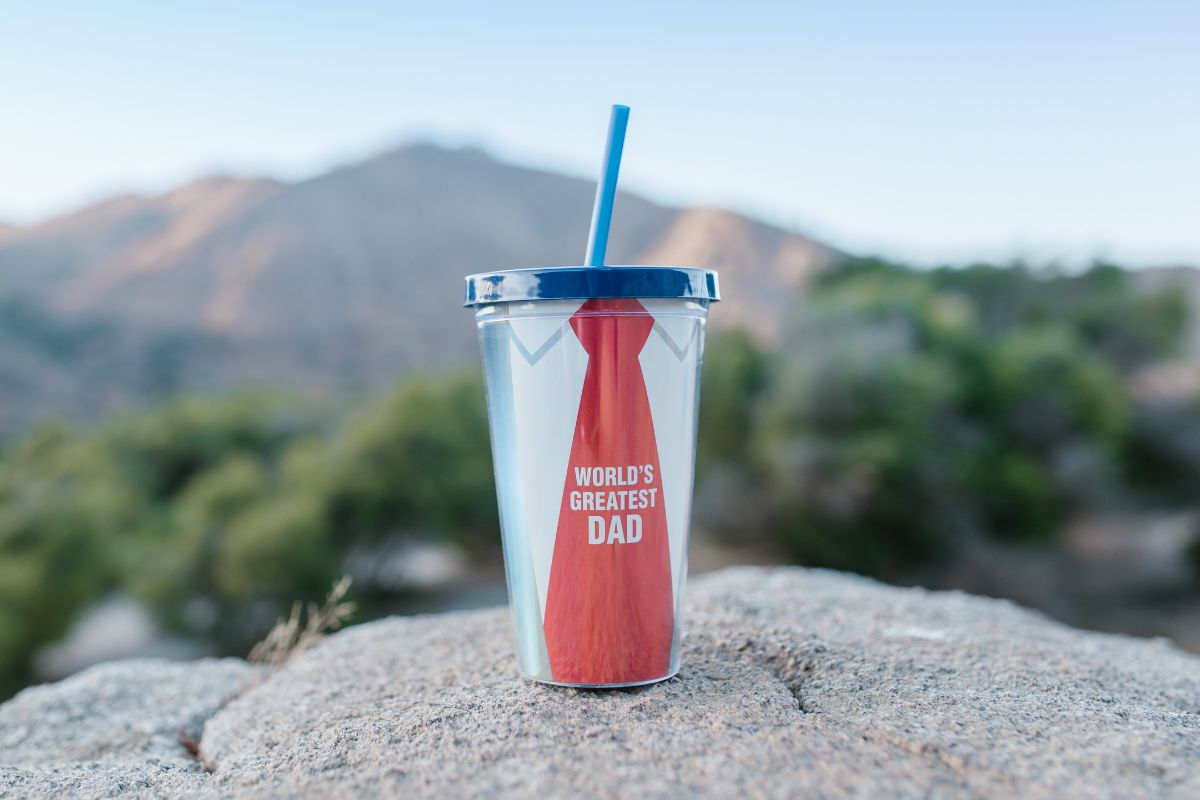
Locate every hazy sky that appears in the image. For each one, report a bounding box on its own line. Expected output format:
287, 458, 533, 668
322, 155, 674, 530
2, 1, 1198, 265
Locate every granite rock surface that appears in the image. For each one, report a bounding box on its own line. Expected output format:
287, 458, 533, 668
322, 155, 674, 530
3, 567, 1199, 798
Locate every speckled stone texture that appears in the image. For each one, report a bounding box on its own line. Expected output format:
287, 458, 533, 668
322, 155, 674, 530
4, 567, 1199, 798
0, 658, 256, 798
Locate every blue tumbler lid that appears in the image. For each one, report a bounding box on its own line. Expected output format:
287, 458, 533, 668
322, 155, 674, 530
463, 266, 720, 307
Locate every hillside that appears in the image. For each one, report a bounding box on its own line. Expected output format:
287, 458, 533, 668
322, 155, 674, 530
0, 144, 842, 434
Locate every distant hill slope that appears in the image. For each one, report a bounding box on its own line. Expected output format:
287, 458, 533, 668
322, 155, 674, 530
0, 143, 841, 434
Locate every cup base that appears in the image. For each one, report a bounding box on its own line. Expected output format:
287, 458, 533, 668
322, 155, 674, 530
523, 668, 680, 690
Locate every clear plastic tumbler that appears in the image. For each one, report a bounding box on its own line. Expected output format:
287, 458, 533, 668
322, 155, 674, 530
464, 266, 719, 687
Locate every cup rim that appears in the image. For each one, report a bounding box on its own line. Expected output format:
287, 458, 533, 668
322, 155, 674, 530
463, 266, 720, 307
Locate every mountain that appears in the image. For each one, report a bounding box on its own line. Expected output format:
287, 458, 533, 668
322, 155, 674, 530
0, 144, 842, 434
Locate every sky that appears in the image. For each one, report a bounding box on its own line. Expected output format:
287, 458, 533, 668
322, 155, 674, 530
1, 1, 1198, 266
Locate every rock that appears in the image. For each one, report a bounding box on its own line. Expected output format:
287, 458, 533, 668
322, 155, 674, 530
4, 567, 1200, 798
0, 658, 257, 798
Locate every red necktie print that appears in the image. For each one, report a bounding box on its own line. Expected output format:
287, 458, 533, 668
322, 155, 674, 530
542, 298, 674, 684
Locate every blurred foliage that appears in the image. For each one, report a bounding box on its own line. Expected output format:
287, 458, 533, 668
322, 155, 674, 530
704, 258, 1192, 575
0, 373, 492, 696
696, 328, 768, 473
1, 257, 1198, 698
745, 261, 1139, 574
0, 426, 138, 695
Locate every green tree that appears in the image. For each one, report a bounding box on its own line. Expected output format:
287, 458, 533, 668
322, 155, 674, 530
697, 328, 768, 473
327, 371, 495, 548
0, 426, 142, 695
754, 258, 1133, 576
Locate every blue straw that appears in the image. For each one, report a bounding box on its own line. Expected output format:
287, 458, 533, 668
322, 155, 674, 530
584, 104, 630, 267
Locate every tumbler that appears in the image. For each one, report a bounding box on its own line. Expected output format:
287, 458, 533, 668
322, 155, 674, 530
465, 265, 719, 687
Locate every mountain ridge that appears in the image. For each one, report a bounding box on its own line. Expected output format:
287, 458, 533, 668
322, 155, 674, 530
0, 143, 843, 434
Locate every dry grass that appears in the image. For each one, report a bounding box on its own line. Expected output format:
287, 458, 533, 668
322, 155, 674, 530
248, 576, 356, 668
